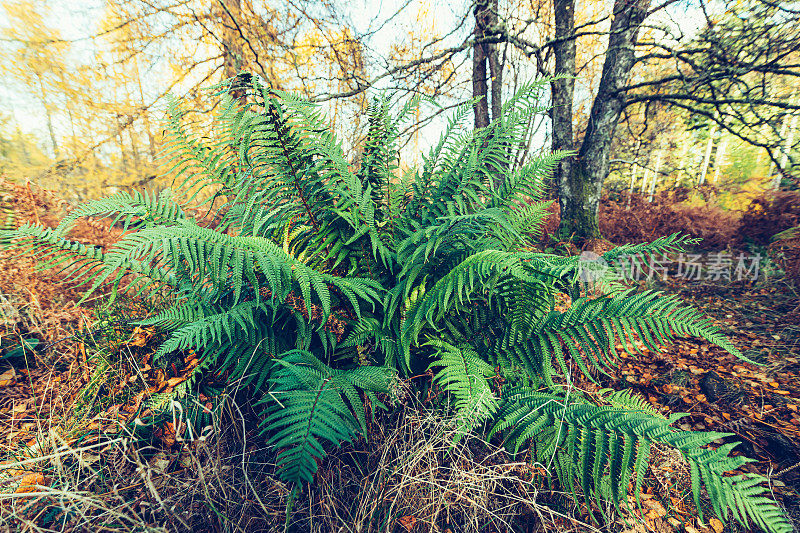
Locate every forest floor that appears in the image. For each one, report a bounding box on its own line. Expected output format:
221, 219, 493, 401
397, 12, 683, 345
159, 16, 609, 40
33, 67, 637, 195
0, 178, 798, 532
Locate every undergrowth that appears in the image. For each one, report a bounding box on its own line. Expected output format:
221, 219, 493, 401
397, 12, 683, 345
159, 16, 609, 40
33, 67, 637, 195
0, 75, 793, 532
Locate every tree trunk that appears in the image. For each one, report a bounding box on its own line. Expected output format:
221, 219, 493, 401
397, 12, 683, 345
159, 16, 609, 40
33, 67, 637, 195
550, 0, 576, 201
779, 103, 799, 183
698, 123, 717, 186
35, 75, 59, 160
133, 59, 157, 160
472, 0, 501, 129
556, 0, 651, 243
472, 0, 505, 188
221, 0, 247, 104
116, 114, 129, 177
640, 158, 651, 194
647, 149, 663, 202
712, 136, 728, 185
675, 142, 689, 187
770, 87, 798, 189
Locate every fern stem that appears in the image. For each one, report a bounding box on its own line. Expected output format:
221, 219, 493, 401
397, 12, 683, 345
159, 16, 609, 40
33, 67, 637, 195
266, 98, 320, 230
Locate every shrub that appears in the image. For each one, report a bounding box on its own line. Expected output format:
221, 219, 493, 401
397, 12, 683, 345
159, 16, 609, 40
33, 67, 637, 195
771, 225, 800, 286
599, 190, 739, 249
3, 77, 791, 532
736, 191, 800, 247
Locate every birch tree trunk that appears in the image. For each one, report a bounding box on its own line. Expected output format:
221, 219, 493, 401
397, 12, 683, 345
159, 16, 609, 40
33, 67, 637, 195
648, 150, 663, 202
778, 105, 799, 187
555, 0, 651, 242
628, 162, 639, 194
698, 124, 717, 186
640, 158, 651, 195
712, 136, 728, 185
769, 87, 797, 189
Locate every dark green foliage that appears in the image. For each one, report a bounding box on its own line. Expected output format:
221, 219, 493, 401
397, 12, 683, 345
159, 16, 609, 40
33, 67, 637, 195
260, 350, 391, 485
5, 76, 790, 532
427, 339, 498, 441
489, 390, 792, 533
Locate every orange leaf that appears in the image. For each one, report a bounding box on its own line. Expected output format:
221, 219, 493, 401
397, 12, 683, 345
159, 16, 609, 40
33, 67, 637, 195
127, 327, 150, 347
15, 472, 46, 493
158, 421, 177, 447
165, 377, 185, 388
397, 515, 417, 532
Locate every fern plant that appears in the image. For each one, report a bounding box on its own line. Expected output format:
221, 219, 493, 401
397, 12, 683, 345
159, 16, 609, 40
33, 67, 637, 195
4, 75, 791, 532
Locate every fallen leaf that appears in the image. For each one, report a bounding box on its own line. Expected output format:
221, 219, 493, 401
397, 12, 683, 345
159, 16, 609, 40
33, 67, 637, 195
645, 508, 664, 519
158, 421, 177, 447
397, 515, 417, 532
15, 472, 46, 493
165, 377, 185, 388
0, 368, 16, 383
126, 326, 152, 347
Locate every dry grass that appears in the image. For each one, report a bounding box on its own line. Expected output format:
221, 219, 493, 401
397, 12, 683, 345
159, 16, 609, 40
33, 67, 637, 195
0, 388, 602, 533
0, 392, 288, 532
306, 407, 596, 533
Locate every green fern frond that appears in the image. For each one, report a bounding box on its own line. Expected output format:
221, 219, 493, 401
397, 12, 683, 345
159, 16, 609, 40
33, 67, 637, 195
99, 219, 382, 316
259, 351, 392, 485
8, 223, 106, 286
506, 201, 555, 242
489, 389, 792, 533
494, 289, 744, 385
490, 150, 571, 209
56, 189, 186, 235
427, 339, 498, 441
599, 388, 666, 419
152, 300, 266, 362
602, 233, 698, 264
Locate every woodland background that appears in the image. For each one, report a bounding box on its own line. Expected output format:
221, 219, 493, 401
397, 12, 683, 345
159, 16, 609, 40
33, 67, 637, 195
1, 0, 798, 223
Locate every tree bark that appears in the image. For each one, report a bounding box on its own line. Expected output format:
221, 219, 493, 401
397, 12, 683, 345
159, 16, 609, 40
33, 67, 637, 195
712, 136, 728, 185
472, 0, 501, 129
556, 0, 651, 243
699, 123, 717, 186
550, 0, 576, 201
647, 149, 663, 202
220, 0, 247, 104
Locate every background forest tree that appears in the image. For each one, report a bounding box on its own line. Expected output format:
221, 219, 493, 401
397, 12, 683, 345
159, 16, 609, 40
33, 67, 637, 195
0, 0, 799, 243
